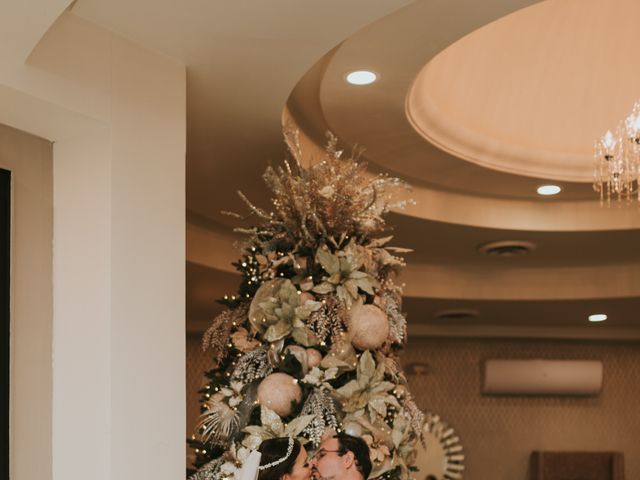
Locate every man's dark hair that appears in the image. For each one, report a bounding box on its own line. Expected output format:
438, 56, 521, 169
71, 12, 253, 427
334, 433, 372, 479
257, 437, 301, 480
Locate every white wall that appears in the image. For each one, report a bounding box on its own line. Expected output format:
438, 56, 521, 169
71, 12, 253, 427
0, 8, 185, 480
0, 123, 53, 480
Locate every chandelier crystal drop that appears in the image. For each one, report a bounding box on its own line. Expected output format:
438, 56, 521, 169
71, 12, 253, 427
594, 100, 640, 204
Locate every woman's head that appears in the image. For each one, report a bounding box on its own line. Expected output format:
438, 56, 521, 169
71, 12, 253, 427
257, 437, 311, 480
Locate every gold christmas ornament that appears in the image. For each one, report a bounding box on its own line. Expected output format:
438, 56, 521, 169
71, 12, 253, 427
348, 304, 389, 350
306, 348, 323, 368
257, 372, 302, 417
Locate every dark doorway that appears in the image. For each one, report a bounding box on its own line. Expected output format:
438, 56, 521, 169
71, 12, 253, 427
0, 168, 9, 478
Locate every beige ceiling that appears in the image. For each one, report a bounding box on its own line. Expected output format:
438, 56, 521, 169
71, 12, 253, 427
71, 0, 414, 225
407, 0, 640, 183
73, 0, 640, 340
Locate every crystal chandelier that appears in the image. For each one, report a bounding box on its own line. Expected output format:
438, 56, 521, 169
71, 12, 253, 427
594, 101, 640, 204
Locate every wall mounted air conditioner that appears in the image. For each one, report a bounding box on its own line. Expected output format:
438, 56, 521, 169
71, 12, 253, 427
482, 359, 603, 396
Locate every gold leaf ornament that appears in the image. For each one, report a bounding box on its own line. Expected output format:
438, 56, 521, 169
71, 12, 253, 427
249, 279, 313, 343
315, 246, 340, 275
242, 406, 315, 448
320, 335, 358, 371
230, 327, 261, 353
312, 243, 379, 307
261, 404, 283, 433
249, 279, 286, 332
335, 351, 398, 420
362, 433, 391, 464
301, 366, 339, 387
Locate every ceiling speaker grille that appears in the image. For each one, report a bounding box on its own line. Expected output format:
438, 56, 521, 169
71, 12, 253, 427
434, 309, 479, 321
477, 240, 536, 257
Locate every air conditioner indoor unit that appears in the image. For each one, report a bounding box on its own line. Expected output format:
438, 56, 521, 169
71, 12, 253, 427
482, 359, 603, 396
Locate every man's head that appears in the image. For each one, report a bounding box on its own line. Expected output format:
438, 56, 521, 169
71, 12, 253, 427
311, 434, 372, 480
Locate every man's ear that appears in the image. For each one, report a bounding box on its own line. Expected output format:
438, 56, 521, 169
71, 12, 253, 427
282, 474, 291, 480
342, 451, 356, 470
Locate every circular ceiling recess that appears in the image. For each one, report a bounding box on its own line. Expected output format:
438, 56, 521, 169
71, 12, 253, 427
405, 0, 640, 183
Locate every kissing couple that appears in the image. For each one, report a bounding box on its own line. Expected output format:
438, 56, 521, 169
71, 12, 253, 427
241, 434, 371, 480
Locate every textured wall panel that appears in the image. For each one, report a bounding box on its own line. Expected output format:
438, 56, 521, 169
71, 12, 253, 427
403, 338, 640, 480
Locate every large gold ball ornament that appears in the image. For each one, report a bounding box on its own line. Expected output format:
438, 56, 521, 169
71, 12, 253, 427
257, 373, 302, 417
348, 304, 389, 350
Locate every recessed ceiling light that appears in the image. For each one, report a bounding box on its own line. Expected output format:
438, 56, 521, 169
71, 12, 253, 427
588, 313, 608, 322
537, 185, 561, 196
345, 70, 377, 85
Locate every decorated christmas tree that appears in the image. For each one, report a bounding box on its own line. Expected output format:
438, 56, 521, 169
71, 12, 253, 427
188, 130, 424, 480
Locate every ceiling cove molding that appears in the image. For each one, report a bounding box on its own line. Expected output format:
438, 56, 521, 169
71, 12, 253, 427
316, 0, 542, 183
406, 0, 640, 184
400, 263, 640, 300
187, 320, 640, 341
285, 106, 640, 233
187, 222, 640, 301
406, 90, 592, 183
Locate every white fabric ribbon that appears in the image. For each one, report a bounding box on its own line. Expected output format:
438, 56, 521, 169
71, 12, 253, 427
239, 450, 262, 480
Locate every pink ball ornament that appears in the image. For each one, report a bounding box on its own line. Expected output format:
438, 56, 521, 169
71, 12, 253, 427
257, 373, 302, 417
343, 422, 363, 437
299, 292, 315, 305
306, 348, 322, 368
348, 304, 389, 350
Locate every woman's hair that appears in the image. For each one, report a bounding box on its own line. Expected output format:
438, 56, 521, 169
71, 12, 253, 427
257, 437, 301, 480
